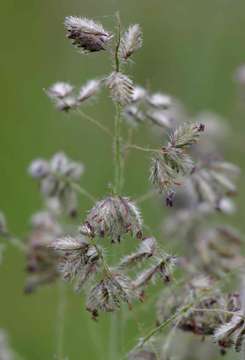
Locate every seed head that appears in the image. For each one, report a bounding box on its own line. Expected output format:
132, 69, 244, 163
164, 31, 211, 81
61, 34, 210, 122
77, 79, 101, 103
146, 110, 172, 129
190, 160, 240, 206
28, 159, 50, 179
50, 235, 101, 291
46, 82, 74, 99
150, 123, 204, 203
64, 16, 112, 53
29, 152, 84, 216
131, 86, 147, 103
118, 237, 157, 269
147, 93, 171, 109
80, 196, 143, 243
123, 105, 145, 127
46, 82, 77, 112
107, 72, 134, 106
132, 253, 176, 289
119, 24, 143, 61
25, 211, 62, 293
86, 272, 134, 319
169, 122, 205, 148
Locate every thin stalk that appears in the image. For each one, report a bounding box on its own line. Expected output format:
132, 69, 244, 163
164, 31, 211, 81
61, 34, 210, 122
125, 144, 160, 153
0, 233, 26, 252
114, 103, 123, 194
136, 303, 193, 349
77, 109, 113, 137
55, 281, 67, 360
110, 12, 123, 359
68, 182, 96, 203
114, 12, 121, 72
135, 189, 157, 204
55, 174, 96, 203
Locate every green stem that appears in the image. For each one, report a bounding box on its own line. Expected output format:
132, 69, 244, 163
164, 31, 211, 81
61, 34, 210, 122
114, 12, 121, 72
114, 103, 123, 194
56, 281, 67, 360
137, 303, 193, 348
125, 144, 160, 153
69, 182, 96, 203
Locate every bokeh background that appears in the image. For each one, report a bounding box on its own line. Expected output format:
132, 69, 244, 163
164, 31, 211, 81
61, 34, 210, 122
0, 0, 245, 359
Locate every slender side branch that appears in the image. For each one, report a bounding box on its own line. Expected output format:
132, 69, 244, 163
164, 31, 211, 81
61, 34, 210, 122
125, 144, 160, 154
77, 109, 113, 137
114, 103, 123, 194
69, 182, 96, 203
135, 303, 193, 349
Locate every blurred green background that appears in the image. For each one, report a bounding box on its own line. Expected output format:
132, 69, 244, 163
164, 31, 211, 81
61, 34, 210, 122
0, 0, 245, 359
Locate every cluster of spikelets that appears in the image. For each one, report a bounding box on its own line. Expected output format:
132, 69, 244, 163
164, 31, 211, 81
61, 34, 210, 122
24, 211, 62, 293
154, 112, 244, 357
155, 276, 245, 355
150, 123, 205, 205
49, 228, 176, 319
46, 16, 143, 110
28, 152, 84, 216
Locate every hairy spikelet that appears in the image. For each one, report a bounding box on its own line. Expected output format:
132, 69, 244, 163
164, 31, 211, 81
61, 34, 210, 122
77, 79, 101, 103
107, 72, 134, 106
50, 235, 101, 291
46, 82, 77, 111
119, 24, 143, 61
28, 152, 84, 216
150, 123, 204, 205
169, 123, 205, 148
118, 237, 157, 268
190, 160, 240, 207
132, 253, 176, 289
147, 93, 171, 109
86, 272, 134, 319
64, 16, 112, 53
80, 196, 142, 243
24, 211, 62, 293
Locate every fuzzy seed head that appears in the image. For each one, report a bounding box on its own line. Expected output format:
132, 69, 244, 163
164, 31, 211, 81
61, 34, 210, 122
86, 272, 134, 319
46, 82, 77, 112
80, 196, 143, 243
147, 93, 171, 109
47, 82, 74, 99
119, 24, 143, 61
25, 212, 62, 293
50, 235, 101, 291
119, 237, 157, 268
28, 159, 50, 179
64, 16, 112, 53
107, 72, 134, 106
77, 79, 101, 103
29, 153, 84, 216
